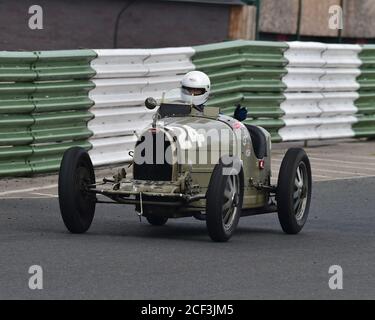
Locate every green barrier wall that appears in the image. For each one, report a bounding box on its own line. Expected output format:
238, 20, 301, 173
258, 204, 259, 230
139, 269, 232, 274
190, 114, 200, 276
0, 50, 97, 176
354, 45, 375, 138
193, 40, 288, 142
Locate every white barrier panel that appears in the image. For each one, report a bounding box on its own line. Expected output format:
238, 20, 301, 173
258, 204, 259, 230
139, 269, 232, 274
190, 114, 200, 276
280, 92, 323, 119
284, 42, 326, 67
88, 47, 195, 166
279, 118, 323, 141
323, 44, 362, 68
316, 116, 357, 139
146, 48, 195, 76
283, 67, 325, 92
92, 47, 195, 79
89, 78, 148, 108
320, 68, 360, 92
88, 106, 154, 139
280, 116, 357, 141
92, 49, 150, 78
89, 136, 137, 166
280, 42, 362, 142
319, 92, 359, 116
89, 76, 183, 108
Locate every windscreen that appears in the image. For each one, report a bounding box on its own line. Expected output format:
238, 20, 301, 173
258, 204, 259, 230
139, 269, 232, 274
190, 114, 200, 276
160, 88, 193, 105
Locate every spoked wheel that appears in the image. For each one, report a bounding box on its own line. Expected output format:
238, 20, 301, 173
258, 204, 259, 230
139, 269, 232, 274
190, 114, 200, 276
58, 147, 96, 234
294, 162, 309, 221
277, 148, 312, 234
206, 161, 243, 242
223, 175, 240, 230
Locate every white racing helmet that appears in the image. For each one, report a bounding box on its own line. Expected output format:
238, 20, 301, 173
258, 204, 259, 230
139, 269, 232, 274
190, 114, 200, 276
180, 71, 211, 106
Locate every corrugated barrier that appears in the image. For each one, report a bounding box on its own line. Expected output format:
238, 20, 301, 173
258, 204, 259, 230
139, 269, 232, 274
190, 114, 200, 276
0, 41, 374, 177
88, 47, 195, 166
280, 42, 361, 141
0, 50, 96, 176
354, 45, 375, 138
193, 40, 288, 142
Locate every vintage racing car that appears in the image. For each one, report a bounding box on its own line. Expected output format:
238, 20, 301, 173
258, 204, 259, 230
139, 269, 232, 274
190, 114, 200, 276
58, 90, 312, 242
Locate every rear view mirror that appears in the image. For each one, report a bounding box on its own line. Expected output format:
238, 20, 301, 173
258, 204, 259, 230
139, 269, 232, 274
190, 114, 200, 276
145, 97, 158, 110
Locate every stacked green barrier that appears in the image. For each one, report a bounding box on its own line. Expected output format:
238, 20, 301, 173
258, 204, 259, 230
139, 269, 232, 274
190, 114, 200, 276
0, 50, 97, 176
193, 40, 288, 142
355, 45, 375, 138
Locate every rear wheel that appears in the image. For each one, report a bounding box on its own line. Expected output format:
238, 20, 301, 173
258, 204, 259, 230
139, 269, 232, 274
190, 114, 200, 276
206, 161, 243, 242
58, 147, 96, 234
276, 148, 312, 234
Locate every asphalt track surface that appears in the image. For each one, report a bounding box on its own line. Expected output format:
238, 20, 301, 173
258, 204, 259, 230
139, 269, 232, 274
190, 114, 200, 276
1, 177, 374, 300
0, 139, 375, 299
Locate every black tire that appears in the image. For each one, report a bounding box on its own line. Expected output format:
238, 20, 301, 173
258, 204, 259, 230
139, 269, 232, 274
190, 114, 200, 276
206, 160, 243, 242
276, 148, 312, 234
58, 147, 96, 234
146, 215, 168, 226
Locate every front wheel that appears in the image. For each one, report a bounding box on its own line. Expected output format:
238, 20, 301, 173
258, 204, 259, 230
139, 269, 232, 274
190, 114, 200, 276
58, 147, 96, 234
206, 160, 243, 242
276, 148, 312, 234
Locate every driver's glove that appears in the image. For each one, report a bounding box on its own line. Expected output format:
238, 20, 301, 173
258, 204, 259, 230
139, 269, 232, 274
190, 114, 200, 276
233, 104, 248, 122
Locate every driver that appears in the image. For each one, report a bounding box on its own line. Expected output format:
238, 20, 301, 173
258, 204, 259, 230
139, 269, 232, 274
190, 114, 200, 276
180, 71, 248, 122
